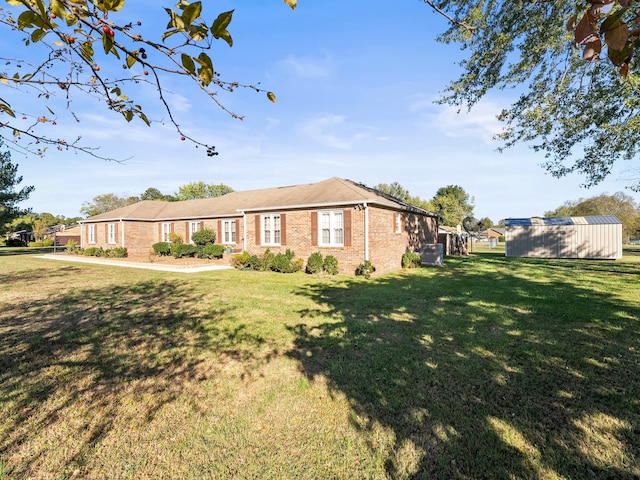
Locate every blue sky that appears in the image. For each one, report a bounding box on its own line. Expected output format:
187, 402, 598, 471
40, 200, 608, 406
6, 0, 639, 223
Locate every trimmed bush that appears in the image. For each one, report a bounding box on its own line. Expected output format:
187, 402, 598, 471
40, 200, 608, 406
198, 243, 224, 259
402, 251, 421, 269
171, 243, 197, 258
152, 242, 171, 256
83, 247, 104, 257
109, 247, 128, 258
272, 252, 303, 273
168, 232, 183, 244
323, 255, 339, 275
355, 260, 376, 279
306, 252, 324, 274
191, 228, 216, 246
231, 251, 251, 269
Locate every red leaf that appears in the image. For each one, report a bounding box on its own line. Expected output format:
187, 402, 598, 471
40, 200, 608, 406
575, 11, 599, 45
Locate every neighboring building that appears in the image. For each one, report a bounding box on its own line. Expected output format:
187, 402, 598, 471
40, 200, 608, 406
79, 177, 439, 275
50, 225, 81, 246
505, 216, 622, 259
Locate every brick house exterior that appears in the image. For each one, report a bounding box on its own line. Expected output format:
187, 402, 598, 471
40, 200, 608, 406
79, 178, 438, 275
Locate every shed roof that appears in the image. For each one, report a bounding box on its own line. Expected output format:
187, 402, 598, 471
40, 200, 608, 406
82, 177, 434, 223
505, 216, 621, 227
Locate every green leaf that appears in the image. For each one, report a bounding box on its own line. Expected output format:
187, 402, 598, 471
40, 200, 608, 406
198, 65, 213, 85
31, 29, 47, 43
165, 8, 185, 30
17, 11, 36, 30
181, 53, 196, 74
79, 42, 94, 63
0, 98, 16, 118
181, 1, 202, 27
35, 0, 47, 18
162, 29, 179, 41
196, 53, 214, 84
124, 109, 133, 122
600, 7, 629, 34
210, 10, 233, 47
126, 54, 137, 68
138, 111, 150, 126
50, 0, 67, 21
102, 31, 114, 54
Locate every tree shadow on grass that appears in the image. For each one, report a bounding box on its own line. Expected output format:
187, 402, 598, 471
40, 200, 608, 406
288, 257, 640, 479
0, 274, 267, 478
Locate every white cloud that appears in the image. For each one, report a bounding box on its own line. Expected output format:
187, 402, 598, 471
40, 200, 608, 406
409, 94, 506, 143
298, 113, 378, 149
278, 53, 334, 79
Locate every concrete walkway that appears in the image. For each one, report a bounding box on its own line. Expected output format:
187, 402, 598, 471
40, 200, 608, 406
39, 254, 233, 273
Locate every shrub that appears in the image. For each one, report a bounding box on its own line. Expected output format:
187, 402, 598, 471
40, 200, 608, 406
355, 260, 376, 279
198, 243, 224, 259
260, 248, 275, 271
191, 228, 216, 246
27, 241, 43, 247
5, 238, 24, 247
65, 239, 78, 253
42, 238, 54, 247
323, 255, 339, 275
83, 247, 103, 257
171, 243, 197, 258
168, 232, 183, 244
402, 251, 422, 269
271, 252, 303, 273
306, 252, 324, 274
247, 254, 262, 271
152, 242, 171, 256
109, 247, 128, 258
231, 251, 251, 269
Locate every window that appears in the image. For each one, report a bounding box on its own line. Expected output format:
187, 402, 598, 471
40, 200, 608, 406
162, 223, 172, 242
88, 224, 95, 244
395, 213, 402, 233
189, 221, 201, 243
262, 214, 281, 246
319, 210, 343, 246
223, 220, 236, 244
108, 223, 117, 244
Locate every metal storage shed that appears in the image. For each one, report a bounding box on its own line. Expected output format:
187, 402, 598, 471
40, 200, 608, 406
505, 216, 622, 259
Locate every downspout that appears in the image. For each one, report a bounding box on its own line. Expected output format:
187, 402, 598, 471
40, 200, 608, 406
363, 202, 369, 261
80, 223, 84, 249
241, 211, 247, 252
120, 219, 125, 248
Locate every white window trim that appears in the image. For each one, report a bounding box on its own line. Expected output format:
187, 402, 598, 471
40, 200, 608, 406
162, 223, 172, 242
261, 213, 281, 246
223, 219, 236, 244
189, 221, 201, 243
395, 213, 402, 233
319, 210, 344, 247
108, 223, 117, 244
88, 224, 95, 244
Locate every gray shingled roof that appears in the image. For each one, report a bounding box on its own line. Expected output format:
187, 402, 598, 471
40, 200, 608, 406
82, 177, 434, 222
505, 216, 622, 227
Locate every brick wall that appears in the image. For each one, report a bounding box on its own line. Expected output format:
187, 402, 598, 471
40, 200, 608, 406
81, 207, 437, 275
244, 206, 437, 276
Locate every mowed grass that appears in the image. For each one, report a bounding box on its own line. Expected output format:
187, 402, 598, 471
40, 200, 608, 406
0, 246, 639, 479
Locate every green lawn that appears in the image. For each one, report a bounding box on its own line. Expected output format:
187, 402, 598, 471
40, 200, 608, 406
0, 247, 639, 479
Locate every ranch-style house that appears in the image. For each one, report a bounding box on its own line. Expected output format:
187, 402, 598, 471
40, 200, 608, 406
79, 177, 439, 275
